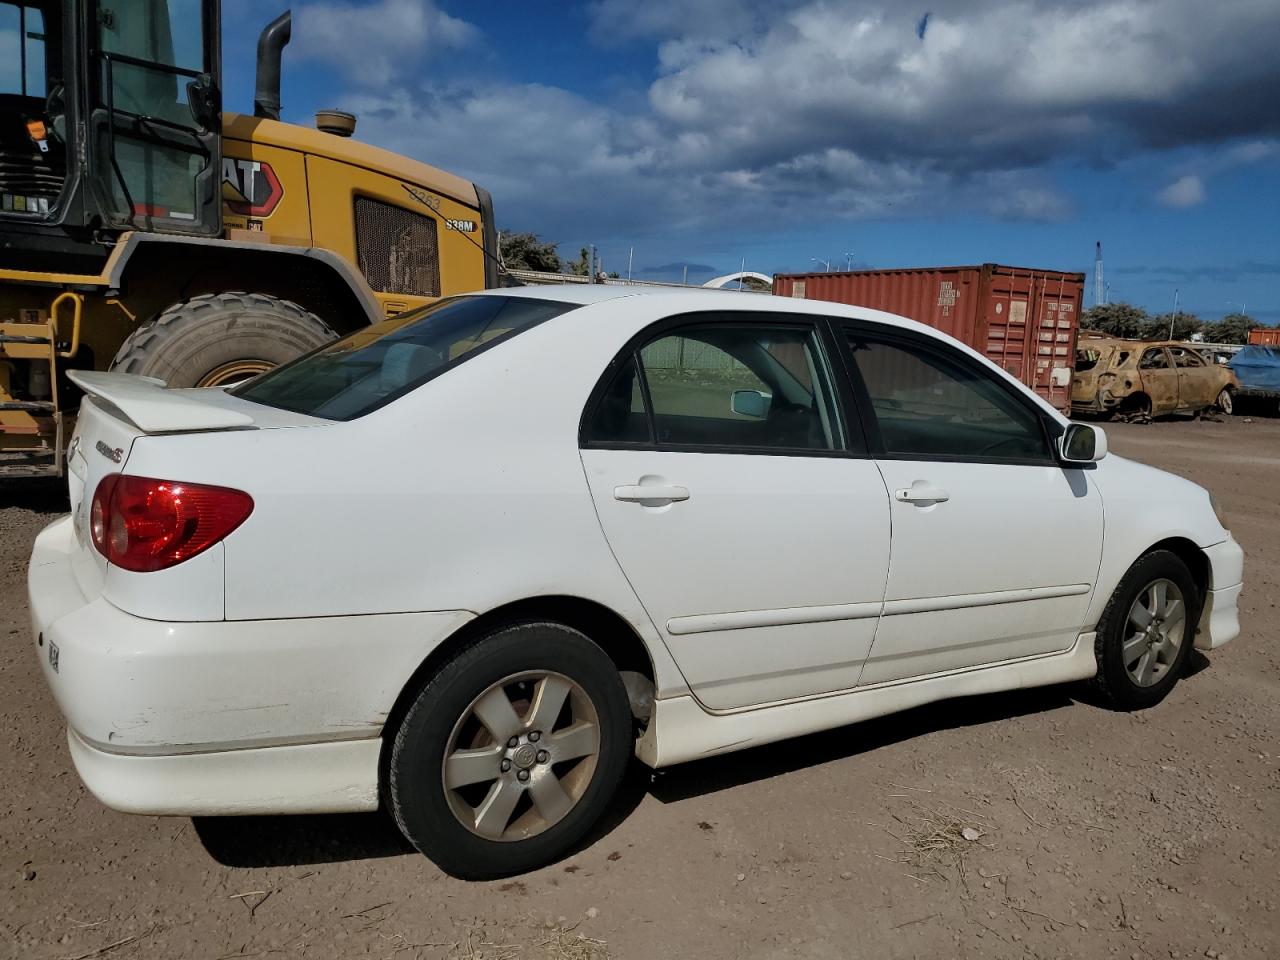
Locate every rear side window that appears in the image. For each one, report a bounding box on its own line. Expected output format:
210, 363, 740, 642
844, 331, 1052, 463
234, 296, 572, 420
586, 319, 845, 453
1140, 349, 1170, 369
1171, 347, 1205, 368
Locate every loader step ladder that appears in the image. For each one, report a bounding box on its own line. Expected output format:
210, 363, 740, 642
0, 321, 63, 479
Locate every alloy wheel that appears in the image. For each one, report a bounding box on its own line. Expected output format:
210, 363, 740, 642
1123, 578, 1186, 688
442, 671, 601, 841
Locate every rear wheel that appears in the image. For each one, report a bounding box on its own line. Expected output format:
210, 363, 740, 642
1216, 387, 1234, 416
388, 622, 631, 879
1091, 550, 1201, 710
110, 292, 336, 387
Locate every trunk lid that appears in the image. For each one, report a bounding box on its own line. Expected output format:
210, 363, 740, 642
63, 371, 274, 601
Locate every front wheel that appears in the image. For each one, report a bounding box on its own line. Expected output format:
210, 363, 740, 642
1216, 387, 1234, 416
388, 622, 632, 879
1091, 550, 1201, 710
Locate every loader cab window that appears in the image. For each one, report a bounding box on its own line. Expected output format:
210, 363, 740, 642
99, 0, 204, 126
0, 4, 47, 96
93, 0, 220, 231
1, 3, 64, 217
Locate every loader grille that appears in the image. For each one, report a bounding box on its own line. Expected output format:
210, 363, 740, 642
354, 196, 441, 298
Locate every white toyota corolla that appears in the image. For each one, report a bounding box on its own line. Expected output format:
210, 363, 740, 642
30, 286, 1243, 878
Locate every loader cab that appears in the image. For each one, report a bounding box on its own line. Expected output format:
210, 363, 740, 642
0, 0, 221, 269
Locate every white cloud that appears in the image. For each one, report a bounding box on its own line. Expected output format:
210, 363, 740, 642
317, 0, 1280, 241
1156, 175, 1206, 209
989, 187, 1073, 223
293, 0, 474, 87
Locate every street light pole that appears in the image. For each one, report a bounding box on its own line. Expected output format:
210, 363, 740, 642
810, 257, 831, 272
1169, 289, 1179, 341
844, 252, 855, 271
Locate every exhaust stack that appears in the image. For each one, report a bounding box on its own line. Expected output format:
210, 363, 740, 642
254, 11, 291, 121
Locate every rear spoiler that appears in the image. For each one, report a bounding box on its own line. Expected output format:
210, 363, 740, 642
68, 371, 256, 433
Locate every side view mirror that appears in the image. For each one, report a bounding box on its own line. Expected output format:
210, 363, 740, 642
186, 74, 221, 132
730, 389, 771, 419
1059, 422, 1108, 464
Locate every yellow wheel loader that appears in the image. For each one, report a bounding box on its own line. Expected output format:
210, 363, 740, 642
0, 1, 499, 477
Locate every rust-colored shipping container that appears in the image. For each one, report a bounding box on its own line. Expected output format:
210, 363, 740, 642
1248, 328, 1280, 346
772, 264, 1085, 410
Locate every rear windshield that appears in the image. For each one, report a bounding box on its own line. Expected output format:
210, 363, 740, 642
234, 295, 573, 420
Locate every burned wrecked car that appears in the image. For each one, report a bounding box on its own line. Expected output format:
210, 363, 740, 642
1073, 338, 1239, 419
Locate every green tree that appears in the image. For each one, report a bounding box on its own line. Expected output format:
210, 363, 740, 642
1081, 302, 1151, 339
1149, 312, 1202, 342
1202, 312, 1256, 345
566, 247, 591, 277
498, 231, 562, 273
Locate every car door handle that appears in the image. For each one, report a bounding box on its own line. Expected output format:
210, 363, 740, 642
614, 484, 690, 504
895, 483, 950, 505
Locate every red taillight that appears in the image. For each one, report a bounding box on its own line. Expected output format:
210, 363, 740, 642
89, 474, 253, 572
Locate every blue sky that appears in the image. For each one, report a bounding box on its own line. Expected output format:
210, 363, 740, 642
221, 0, 1280, 321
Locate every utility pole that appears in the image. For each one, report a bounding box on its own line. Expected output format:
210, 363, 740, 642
588, 245, 597, 284
682, 265, 688, 286
627, 246, 634, 283
1169, 289, 1179, 340
1094, 241, 1103, 308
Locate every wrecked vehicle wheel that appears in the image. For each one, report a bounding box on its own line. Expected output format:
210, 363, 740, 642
1216, 387, 1234, 416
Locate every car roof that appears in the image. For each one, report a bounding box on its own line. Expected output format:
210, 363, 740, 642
477, 283, 938, 334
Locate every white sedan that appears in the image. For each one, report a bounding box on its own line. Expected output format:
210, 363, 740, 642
29, 287, 1244, 879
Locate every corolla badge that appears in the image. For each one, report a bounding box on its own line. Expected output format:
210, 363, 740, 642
95, 440, 123, 463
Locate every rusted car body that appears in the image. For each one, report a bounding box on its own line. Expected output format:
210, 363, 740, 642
1073, 339, 1239, 418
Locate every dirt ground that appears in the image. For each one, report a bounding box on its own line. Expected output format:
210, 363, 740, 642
2, 416, 1277, 960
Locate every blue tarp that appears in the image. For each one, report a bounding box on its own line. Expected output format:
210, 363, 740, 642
1229, 346, 1280, 396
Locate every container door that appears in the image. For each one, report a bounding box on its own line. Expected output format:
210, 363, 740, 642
1032, 279, 1080, 409
836, 322, 1103, 686
91, 0, 222, 235
580, 315, 891, 711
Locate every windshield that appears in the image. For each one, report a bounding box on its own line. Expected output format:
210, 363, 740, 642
234, 295, 574, 420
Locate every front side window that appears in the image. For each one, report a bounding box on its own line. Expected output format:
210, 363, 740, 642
844, 330, 1051, 463
586, 319, 844, 453
235, 295, 572, 420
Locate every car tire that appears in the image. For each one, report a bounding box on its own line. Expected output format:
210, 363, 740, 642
387, 622, 632, 879
1216, 387, 1234, 416
1090, 550, 1201, 711
110, 292, 336, 387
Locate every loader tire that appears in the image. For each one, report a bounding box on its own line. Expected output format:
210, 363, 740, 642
110, 292, 337, 388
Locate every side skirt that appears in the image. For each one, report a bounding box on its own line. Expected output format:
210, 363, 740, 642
635, 633, 1097, 768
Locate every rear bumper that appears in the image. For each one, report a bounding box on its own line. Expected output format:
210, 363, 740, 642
68, 728, 381, 815
29, 515, 473, 814
1196, 536, 1244, 651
